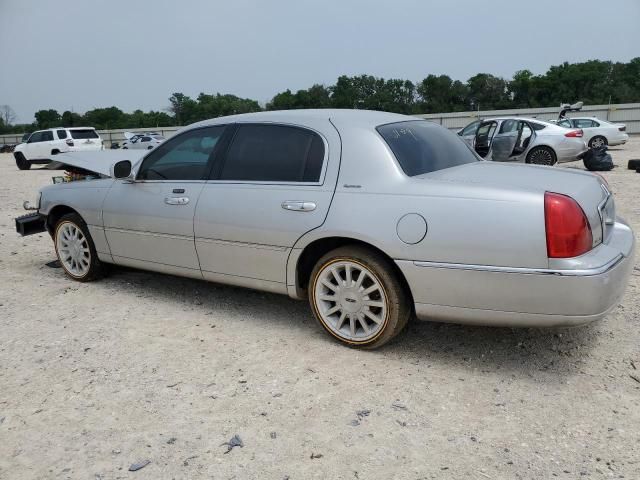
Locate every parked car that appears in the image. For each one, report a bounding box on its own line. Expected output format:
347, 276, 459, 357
13, 127, 103, 170
15, 110, 635, 349
557, 117, 629, 149
121, 132, 165, 150
0, 144, 16, 153
458, 117, 588, 165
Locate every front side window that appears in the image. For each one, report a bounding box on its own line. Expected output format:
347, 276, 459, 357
460, 120, 480, 136
70, 129, 99, 139
377, 120, 479, 176
219, 124, 325, 182
28, 132, 43, 143
137, 126, 225, 181
57, 129, 67, 139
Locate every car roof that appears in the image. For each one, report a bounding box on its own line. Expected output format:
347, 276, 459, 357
484, 116, 551, 124
40, 127, 96, 131
191, 109, 414, 130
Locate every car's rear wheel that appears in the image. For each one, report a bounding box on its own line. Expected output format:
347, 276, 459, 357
15, 152, 31, 170
308, 246, 410, 349
589, 136, 607, 149
54, 213, 104, 282
526, 146, 556, 166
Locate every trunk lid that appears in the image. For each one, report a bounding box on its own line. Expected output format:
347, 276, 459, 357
421, 161, 612, 246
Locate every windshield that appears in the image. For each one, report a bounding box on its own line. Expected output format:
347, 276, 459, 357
377, 120, 479, 176
70, 129, 99, 139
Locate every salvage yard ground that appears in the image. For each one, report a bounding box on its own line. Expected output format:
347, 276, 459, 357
1, 140, 639, 479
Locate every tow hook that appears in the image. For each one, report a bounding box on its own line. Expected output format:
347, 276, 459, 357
23, 200, 38, 211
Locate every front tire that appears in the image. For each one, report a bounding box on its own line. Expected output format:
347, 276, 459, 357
54, 213, 104, 282
15, 152, 31, 170
589, 136, 607, 149
526, 146, 556, 165
308, 246, 410, 349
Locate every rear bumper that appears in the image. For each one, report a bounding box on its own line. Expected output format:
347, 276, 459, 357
397, 219, 635, 327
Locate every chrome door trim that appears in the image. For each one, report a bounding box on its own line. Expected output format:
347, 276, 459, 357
104, 227, 193, 241
196, 237, 289, 251
413, 255, 623, 277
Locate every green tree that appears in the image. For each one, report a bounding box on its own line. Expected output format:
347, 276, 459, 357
34, 109, 61, 129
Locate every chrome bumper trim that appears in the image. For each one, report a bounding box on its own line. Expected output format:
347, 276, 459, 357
413, 254, 624, 277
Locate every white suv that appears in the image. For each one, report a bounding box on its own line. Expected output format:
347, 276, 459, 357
14, 127, 103, 170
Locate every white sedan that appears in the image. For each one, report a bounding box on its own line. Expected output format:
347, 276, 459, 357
558, 117, 629, 148
121, 132, 165, 150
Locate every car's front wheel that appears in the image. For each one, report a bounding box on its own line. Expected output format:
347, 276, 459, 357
14, 152, 31, 170
308, 246, 410, 349
54, 213, 104, 282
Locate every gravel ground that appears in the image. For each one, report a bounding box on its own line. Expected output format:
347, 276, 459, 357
1, 140, 639, 480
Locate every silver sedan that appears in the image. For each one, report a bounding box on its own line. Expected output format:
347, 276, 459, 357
458, 117, 588, 165
16, 110, 635, 349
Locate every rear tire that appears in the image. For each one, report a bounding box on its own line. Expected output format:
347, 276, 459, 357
526, 146, 556, 166
589, 136, 607, 149
54, 213, 104, 282
14, 152, 31, 170
308, 246, 410, 349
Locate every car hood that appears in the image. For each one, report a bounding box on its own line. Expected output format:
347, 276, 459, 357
44, 150, 146, 177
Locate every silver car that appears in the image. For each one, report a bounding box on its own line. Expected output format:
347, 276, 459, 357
458, 117, 588, 165
556, 117, 629, 149
16, 110, 635, 349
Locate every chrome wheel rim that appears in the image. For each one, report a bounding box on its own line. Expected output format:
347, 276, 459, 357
591, 137, 605, 148
314, 260, 388, 342
56, 222, 90, 277
529, 149, 554, 165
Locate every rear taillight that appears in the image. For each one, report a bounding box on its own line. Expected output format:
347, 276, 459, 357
544, 192, 592, 258
564, 129, 583, 138
618, 126, 626, 132
66, 138, 74, 146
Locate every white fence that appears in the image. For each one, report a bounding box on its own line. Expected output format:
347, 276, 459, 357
1, 102, 639, 146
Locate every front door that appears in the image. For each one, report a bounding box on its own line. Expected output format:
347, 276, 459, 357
102, 125, 228, 277
473, 121, 497, 158
194, 121, 340, 290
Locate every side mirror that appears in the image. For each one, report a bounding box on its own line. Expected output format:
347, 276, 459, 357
111, 160, 133, 180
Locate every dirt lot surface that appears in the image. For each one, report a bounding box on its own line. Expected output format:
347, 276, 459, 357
1, 140, 639, 480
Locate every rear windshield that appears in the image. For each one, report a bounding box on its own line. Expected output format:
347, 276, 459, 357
70, 129, 99, 139
377, 120, 479, 176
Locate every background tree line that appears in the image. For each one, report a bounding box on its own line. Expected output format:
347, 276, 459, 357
1, 58, 639, 134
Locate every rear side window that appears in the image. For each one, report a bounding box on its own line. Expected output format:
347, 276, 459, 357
378, 121, 479, 176
56, 129, 67, 139
42, 131, 54, 141
530, 122, 547, 131
220, 124, 325, 182
70, 129, 99, 139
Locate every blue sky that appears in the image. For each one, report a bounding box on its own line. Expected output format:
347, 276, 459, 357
1, 0, 639, 122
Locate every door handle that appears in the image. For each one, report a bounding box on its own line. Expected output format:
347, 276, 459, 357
281, 200, 316, 212
165, 196, 190, 205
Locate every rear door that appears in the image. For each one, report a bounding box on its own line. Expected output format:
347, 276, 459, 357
489, 119, 520, 161
194, 121, 340, 288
